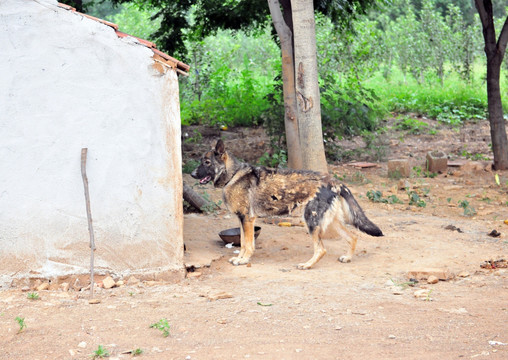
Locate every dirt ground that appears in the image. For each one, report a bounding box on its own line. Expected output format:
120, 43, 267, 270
1, 119, 508, 359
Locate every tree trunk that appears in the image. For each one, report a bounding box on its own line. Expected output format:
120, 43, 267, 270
475, 0, 508, 170
291, 0, 328, 173
268, 0, 303, 169
486, 56, 508, 170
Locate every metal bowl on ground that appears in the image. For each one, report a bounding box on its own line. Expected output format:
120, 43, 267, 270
219, 226, 261, 246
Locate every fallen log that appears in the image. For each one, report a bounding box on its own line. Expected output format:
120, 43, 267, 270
183, 182, 215, 212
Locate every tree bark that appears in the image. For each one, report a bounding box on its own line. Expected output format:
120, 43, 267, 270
267, 0, 303, 169
475, 0, 508, 170
291, 0, 328, 173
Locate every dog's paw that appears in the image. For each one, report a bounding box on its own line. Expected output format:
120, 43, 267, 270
297, 262, 312, 270
229, 256, 250, 266
338, 255, 352, 263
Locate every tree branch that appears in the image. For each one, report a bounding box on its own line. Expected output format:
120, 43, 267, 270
474, 0, 489, 29
267, 0, 292, 43
498, 16, 508, 54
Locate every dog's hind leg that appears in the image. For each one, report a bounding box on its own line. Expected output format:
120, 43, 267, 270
297, 228, 327, 270
229, 216, 256, 266
334, 221, 357, 263
298, 186, 338, 270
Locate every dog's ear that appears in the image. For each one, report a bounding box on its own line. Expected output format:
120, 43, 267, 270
215, 139, 226, 156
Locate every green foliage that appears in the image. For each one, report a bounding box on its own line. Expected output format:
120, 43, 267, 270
336, 171, 370, 185
370, 73, 489, 124
317, 14, 384, 144
366, 190, 384, 203
106, 3, 161, 41
87, 0, 507, 142
366, 190, 403, 204
460, 149, 490, 161
27, 292, 39, 300
150, 318, 171, 337
183, 129, 203, 144
15, 316, 26, 333
198, 190, 222, 214
413, 166, 437, 178
180, 29, 279, 127
132, 348, 143, 356
458, 199, 477, 216
182, 159, 200, 174
258, 149, 287, 168
92, 345, 110, 359
395, 117, 429, 134
104, 0, 379, 56
407, 191, 426, 207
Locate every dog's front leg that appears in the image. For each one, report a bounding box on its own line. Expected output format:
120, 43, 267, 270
229, 215, 256, 266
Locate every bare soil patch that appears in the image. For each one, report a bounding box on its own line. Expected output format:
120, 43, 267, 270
1, 119, 508, 359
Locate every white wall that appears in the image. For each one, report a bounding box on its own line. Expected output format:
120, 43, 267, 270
0, 0, 184, 286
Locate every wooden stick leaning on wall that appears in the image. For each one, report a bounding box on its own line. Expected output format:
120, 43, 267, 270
81, 148, 96, 298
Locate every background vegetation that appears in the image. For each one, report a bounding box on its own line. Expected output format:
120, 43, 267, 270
86, 0, 508, 155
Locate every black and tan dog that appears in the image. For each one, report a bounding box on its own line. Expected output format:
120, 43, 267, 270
191, 140, 383, 269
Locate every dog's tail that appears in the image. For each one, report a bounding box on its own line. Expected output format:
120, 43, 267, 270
339, 184, 383, 237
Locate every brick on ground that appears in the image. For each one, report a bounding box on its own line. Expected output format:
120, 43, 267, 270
426, 151, 447, 173
388, 159, 411, 178
408, 268, 454, 281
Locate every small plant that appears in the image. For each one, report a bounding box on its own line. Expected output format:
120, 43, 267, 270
390, 278, 418, 289
182, 159, 200, 174
424, 289, 433, 302
367, 191, 403, 205
132, 348, 143, 356
199, 191, 222, 214
395, 117, 429, 135
388, 169, 403, 180
15, 316, 26, 333
461, 149, 489, 161
407, 191, 426, 207
366, 190, 386, 203
458, 200, 476, 216
183, 129, 203, 144
27, 292, 39, 300
351, 171, 370, 185
413, 166, 437, 178
91, 345, 110, 359
258, 148, 287, 168
413, 166, 422, 178
387, 195, 404, 204
150, 318, 171, 337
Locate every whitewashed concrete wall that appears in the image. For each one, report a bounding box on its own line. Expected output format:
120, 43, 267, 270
0, 0, 184, 287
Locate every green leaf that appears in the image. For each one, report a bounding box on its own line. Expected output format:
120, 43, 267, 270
257, 302, 272, 306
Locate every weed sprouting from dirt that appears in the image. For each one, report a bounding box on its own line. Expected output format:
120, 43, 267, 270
458, 199, 476, 216
150, 318, 171, 337
199, 191, 223, 214
132, 348, 143, 356
407, 191, 426, 207
27, 292, 39, 300
91, 345, 110, 359
366, 190, 403, 204
15, 316, 26, 333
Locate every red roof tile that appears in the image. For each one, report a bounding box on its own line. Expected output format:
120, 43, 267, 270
57, 2, 189, 76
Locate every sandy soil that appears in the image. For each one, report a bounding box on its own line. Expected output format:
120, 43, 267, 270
1, 119, 508, 359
